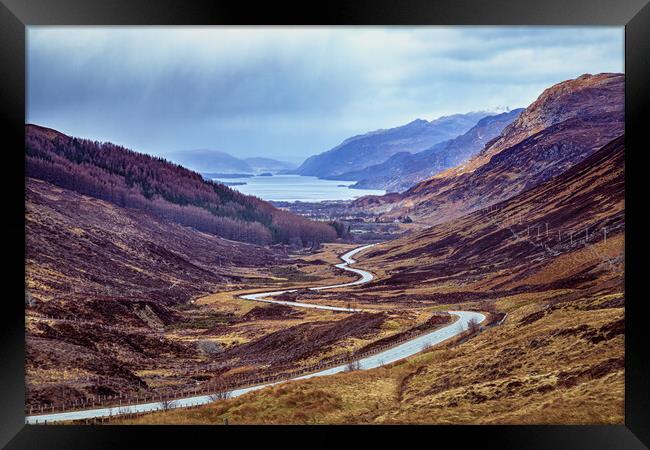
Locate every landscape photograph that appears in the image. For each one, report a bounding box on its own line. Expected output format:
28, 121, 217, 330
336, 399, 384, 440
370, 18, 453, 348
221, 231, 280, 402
24, 26, 625, 425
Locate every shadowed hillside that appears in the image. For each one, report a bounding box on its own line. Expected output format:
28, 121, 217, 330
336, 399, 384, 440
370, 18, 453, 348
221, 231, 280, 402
362, 135, 624, 293
26, 178, 281, 306
345, 109, 523, 192
25, 177, 288, 407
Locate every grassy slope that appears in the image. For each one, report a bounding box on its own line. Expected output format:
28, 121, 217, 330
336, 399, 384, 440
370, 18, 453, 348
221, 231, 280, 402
116, 299, 623, 424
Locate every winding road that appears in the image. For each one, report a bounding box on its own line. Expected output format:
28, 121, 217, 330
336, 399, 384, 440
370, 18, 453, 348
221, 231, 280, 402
240, 243, 376, 312
26, 243, 485, 424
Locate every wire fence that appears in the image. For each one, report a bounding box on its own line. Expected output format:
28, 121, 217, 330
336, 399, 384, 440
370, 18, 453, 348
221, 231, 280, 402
476, 202, 624, 269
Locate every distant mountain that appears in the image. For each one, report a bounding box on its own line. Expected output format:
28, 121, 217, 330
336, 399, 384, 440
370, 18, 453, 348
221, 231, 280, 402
341, 109, 524, 192
165, 149, 253, 173
295, 112, 492, 178
244, 157, 296, 174
26, 124, 337, 246
353, 73, 624, 224
164, 150, 295, 175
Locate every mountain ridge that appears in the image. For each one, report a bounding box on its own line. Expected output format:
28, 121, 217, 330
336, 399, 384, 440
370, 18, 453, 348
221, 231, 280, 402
164, 149, 296, 175
340, 109, 524, 192
295, 111, 492, 178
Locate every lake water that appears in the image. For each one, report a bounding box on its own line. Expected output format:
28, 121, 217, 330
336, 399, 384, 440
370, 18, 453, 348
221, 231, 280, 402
212, 174, 385, 202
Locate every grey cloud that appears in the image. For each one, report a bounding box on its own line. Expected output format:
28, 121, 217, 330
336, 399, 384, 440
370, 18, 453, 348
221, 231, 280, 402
27, 26, 623, 162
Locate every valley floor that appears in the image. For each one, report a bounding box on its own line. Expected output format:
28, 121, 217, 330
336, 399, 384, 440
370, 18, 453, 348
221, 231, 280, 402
26, 181, 452, 413
112, 253, 624, 425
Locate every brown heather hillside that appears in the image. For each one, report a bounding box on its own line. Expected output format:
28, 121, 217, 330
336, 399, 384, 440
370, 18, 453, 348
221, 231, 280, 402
360, 135, 624, 293
353, 73, 624, 225
26, 178, 281, 305
117, 134, 624, 425
457, 73, 624, 175
25, 178, 284, 406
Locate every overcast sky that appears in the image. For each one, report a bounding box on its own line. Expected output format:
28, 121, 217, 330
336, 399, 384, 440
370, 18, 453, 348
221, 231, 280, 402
27, 26, 623, 164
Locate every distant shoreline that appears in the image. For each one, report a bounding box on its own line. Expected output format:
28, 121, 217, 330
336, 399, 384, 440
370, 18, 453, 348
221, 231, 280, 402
203, 172, 254, 179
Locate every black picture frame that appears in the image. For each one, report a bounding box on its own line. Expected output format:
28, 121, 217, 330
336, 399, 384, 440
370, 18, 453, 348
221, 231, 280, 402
1, 0, 648, 448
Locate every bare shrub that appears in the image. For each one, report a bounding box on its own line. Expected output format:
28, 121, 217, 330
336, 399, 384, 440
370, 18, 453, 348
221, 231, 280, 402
196, 340, 223, 356
345, 360, 361, 372
160, 399, 177, 411
467, 317, 480, 334
209, 391, 232, 402
477, 300, 497, 314
421, 342, 433, 352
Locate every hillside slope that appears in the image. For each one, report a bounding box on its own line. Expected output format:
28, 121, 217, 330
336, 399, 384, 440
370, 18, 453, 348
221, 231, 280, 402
296, 112, 489, 178
353, 73, 624, 224
362, 135, 624, 291
26, 178, 281, 305
26, 124, 336, 246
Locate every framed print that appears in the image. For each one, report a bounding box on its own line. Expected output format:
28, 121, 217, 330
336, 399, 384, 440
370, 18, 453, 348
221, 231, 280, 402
1, 0, 649, 448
